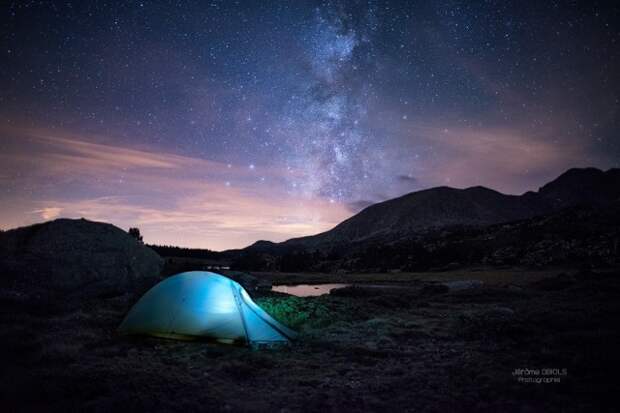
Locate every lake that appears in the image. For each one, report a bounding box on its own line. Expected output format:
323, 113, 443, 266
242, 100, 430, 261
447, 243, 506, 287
271, 283, 350, 297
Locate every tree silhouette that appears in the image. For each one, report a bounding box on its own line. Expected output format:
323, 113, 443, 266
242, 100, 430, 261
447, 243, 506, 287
128, 227, 143, 243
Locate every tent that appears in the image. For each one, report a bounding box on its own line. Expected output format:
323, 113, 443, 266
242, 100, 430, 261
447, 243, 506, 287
118, 271, 296, 346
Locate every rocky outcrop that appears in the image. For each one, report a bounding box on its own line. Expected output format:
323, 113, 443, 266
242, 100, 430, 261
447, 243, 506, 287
0, 218, 164, 297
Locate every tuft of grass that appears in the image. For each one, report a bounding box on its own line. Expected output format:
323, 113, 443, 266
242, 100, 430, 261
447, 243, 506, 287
256, 296, 331, 331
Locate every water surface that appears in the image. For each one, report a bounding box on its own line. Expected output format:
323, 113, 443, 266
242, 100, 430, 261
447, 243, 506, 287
271, 283, 350, 297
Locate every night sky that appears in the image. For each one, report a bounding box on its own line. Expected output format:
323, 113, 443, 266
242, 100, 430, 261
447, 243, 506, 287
1, 1, 619, 249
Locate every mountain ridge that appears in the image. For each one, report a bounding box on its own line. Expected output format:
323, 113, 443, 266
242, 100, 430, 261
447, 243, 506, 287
244, 167, 620, 254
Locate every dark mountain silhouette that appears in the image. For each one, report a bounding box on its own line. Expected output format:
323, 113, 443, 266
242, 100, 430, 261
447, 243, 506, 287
340, 200, 620, 272
241, 167, 620, 258
537, 167, 620, 207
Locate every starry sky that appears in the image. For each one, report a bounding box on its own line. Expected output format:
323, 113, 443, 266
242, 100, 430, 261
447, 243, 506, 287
1, 1, 619, 249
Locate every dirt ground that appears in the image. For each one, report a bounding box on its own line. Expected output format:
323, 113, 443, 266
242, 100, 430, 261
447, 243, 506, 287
1, 268, 619, 412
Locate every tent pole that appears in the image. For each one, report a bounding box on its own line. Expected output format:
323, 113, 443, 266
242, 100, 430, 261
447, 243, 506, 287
239, 293, 297, 341
230, 280, 251, 346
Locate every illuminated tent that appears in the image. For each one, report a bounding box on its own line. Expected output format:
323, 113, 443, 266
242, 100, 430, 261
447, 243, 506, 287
118, 271, 296, 346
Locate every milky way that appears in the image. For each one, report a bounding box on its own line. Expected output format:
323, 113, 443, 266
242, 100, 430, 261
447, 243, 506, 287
1, 1, 619, 249
280, 6, 378, 203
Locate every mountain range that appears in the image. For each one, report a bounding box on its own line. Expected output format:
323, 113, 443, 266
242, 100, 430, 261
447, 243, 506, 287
236, 167, 620, 270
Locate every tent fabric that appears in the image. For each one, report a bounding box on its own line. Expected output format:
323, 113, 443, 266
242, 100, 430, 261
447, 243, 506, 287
118, 271, 296, 346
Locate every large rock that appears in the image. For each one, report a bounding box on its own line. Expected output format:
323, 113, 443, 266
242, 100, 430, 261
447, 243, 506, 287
0, 218, 164, 296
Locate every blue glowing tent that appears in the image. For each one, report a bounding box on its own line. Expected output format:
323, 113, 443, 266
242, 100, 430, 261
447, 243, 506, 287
118, 271, 296, 346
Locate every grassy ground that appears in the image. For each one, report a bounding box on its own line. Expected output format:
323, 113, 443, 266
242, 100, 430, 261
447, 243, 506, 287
1, 268, 619, 412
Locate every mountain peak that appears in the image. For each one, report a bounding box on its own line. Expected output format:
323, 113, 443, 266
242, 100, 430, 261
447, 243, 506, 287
538, 167, 620, 207
249, 167, 620, 253
539, 167, 603, 189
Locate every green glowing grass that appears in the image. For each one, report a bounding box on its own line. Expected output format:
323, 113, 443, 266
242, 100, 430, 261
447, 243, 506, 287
256, 296, 331, 331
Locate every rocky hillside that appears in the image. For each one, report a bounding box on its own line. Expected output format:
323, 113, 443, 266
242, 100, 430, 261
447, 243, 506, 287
537, 167, 620, 207
347, 200, 620, 272
0, 218, 164, 300
247, 167, 620, 253
236, 201, 620, 272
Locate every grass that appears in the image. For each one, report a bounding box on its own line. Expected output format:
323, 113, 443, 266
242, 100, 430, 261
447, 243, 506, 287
256, 296, 332, 331
3, 268, 620, 411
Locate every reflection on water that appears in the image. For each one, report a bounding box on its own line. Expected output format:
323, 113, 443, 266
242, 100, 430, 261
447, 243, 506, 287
271, 283, 350, 297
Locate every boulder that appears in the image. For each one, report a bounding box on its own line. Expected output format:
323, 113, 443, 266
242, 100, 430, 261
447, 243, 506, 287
0, 218, 164, 296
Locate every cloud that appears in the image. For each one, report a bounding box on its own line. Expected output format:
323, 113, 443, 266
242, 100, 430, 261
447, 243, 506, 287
0, 127, 289, 180
31, 207, 62, 220
397, 174, 417, 181
396, 174, 418, 186
412, 125, 586, 193
0, 126, 351, 249
39, 191, 348, 250
370, 111, 595, 195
